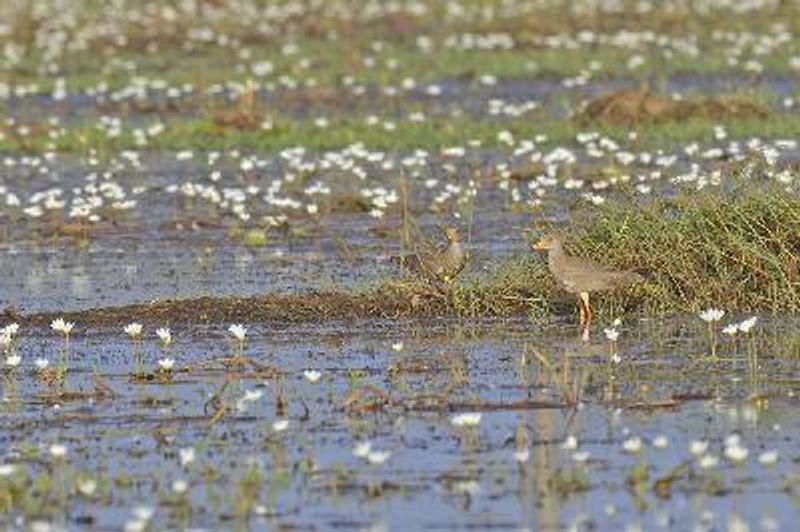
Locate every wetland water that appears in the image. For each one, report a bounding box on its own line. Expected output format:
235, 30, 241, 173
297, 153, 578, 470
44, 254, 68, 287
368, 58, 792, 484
3, 86, 800, 530
3, 92, 800, 529
2, 314, 800, 530
4, 0, 800, 529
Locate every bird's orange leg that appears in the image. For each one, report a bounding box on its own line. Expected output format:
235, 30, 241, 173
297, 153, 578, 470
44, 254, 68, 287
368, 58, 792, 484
579, 292, 592, 327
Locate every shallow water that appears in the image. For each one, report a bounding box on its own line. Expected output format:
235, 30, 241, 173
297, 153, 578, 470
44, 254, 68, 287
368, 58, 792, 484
5, 72, 798, 125
3, 43, 800, 532
2, 316, 799, 530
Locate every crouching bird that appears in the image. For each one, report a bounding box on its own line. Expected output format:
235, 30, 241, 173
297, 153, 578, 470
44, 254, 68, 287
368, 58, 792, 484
395, 226, 467, 285
531, 234, 643, 327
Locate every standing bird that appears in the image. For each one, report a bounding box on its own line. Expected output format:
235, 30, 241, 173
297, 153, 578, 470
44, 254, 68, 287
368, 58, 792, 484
531, 234, 642, 327
397, 226, 467, 284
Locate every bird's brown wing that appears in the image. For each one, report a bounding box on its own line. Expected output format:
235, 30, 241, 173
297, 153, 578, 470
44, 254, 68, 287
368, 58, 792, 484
559, 255, 640, 292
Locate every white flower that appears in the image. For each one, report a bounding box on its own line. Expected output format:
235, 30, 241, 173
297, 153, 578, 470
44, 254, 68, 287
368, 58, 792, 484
652, 435, 668, 449
158, 358, 175, 371
49, 444, 67, 458
758, 450, 778, 465
0, 464, 16, 477
698, 454, 719, 469
722, 324, 739, 336
452, 480, 480, 495
689, 440, 709, 456
272, 419, 289, 432
391, 342, 404, 352
2, 323, 19, 337
622, 437, 642, 454
35, 358, 50, 370
235, 389, 263, 412
513, 449, 530, 463
572, 451, 590, 463
611, 353, 622, 364
156, 327, 172, 346
5, 354, 21, 367
50, 318, 74, 335
172, 479, 188, 494
699, 308, 725, 322
132, 506, 154, 523
724, 444, 749, 464
303, 369, 322, 383
124, 323, 143, 339
77, 479, 97, 496
353, 441, 372, 458
367, 450, 391, 465
562, 435, 578, 450
450, 413, 482, 427
604, 328, 620, 342
228, 324, 247, 341
243, 389, 263, 402
738, 316, 758, 334
724, 434, 741, 447
179, 448, 196, 467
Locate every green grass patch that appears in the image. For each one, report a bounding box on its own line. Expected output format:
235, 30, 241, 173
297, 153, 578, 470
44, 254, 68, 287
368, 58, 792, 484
4, 110, 800, 155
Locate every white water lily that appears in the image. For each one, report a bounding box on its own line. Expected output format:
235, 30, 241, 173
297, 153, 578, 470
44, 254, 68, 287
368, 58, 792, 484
235, 389, 263, 412
132, 506, 155, 521
353, 441, 372, 458
699, 308, 725, 322
698, 454, 719, 469
124, 322, 143, 339
689, 440, 709, 456
604, 328, 620, 342
452, 480, 480, 496
50, 318, 74, 336
77, 479, 97, 497
243, 389, 263, 402
622, 437, 642, 454
49, 444, 67, 458
228, 324, 247, 341
303, 369, 322, 383
562, 435, 578, 450
272, 419, 289, 432
450, 413, 482, 427
738, 316, 758, 333
724, 442, 749, 464
572, 451, 590, 463
5, 354, 21, 367
758, 450, 778, 465
172, 479, 188, 494
513, 449, 530, 463
391, 342, 404, 352
652, 435, 668, 449
0, 464, 16, 477
158, 358, 175, 371
179, 447, 196, 467
722, 323, 739, 336
156, 327, 172, 346
35, 358, 50, 370
366, 450, 391, 465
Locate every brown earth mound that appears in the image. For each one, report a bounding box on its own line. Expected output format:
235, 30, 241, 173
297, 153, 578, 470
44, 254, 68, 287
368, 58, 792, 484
15, 287, 467, 329
575, 88, 769, 124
